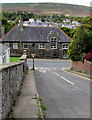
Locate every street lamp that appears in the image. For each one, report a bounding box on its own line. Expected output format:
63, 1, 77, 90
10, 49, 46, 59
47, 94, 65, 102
32, 43, 35, 70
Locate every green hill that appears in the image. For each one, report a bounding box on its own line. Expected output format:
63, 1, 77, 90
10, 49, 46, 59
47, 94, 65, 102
2, 3, 90, 17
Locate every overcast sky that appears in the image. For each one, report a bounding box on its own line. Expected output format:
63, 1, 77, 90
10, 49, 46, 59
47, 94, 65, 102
0, 0, 91, 7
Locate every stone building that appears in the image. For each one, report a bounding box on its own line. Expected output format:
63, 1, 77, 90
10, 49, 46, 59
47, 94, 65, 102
0, 25, 71, 58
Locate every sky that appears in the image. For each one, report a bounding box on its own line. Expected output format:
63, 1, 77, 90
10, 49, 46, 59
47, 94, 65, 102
0, 0, 91, 7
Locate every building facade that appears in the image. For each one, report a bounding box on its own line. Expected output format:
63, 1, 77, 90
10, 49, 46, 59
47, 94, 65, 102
0, 25, 71, 58
0, 44, 10, 63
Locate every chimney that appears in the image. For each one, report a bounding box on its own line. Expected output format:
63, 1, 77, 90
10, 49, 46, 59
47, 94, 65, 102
19, 16, 23, 31
1, 26, 5, 37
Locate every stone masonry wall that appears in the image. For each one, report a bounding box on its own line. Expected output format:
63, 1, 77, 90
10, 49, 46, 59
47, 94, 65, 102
0, 55, 28, 119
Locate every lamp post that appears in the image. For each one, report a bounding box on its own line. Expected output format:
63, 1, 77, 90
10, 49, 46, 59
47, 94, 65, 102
32, 43, 35, 70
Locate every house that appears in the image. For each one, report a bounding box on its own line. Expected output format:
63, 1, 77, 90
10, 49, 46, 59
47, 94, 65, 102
29, 18, 35, 22
72, 21, 81, 26
62, 24, 70, 28
23, 18, 52, 27
23, 21, 30, 26
0, 25, 71, 58
0, 43, 10, 63
63, 19, 71, 23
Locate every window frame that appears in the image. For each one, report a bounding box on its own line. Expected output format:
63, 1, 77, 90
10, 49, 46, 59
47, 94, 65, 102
62, 43, 68, 50
39, 43, 45, 49
23, 43, 29, 49
13, 43, 18, 49
4, 43, 9, 47
50, 37, 57, 49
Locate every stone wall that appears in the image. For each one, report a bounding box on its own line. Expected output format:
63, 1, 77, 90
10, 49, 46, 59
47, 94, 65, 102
0, 55, 28, 119
71, 60, 92, 78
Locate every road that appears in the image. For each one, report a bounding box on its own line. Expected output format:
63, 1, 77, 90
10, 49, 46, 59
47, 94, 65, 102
27, 59, 90, 118
27, 58, 70, 69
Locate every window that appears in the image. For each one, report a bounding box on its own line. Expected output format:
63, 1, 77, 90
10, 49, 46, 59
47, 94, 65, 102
50, 37, 57, 49
39, 43, 45, 49
62, 43, 68, 49
13, 43, 18, 49
23, 43, 29, 49
4, 43, 9, 47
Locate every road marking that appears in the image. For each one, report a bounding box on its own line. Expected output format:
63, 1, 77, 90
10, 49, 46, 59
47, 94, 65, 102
39, 70, 46, 73
60, 75, 74, 85
53, 72, 59, 76
53, 72, 74, 85
63, 70, 92, 81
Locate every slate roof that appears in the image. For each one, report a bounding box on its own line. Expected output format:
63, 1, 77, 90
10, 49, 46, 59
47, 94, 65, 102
0, 26, 71, 43
0, 43, 9, 55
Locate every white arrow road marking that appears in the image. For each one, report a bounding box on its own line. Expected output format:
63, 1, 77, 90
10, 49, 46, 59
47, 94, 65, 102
39, 70, 46, 73
53, 72, 74, 85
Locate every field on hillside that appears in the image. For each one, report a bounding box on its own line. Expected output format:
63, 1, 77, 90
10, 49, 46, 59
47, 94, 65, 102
2, 3, 90, 17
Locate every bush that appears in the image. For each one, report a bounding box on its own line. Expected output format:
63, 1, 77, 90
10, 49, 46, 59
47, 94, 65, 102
83, 52, 92, 61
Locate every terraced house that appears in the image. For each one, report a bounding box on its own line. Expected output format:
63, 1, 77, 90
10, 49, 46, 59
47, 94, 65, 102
0, 23, 71, 58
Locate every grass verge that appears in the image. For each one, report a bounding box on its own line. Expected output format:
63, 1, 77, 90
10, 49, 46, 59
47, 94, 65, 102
10, 57, 20, 62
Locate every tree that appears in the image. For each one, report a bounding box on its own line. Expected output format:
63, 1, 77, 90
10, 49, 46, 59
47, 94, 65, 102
5, 22, 15, 33
68, 25, 91, 61
15, 17, 19, 25
2, 17, 7, 25
41, 18, 45, 22
60, 27, 74, 37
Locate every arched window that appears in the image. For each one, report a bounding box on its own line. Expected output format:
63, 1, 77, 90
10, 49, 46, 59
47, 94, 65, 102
50, 37, 57, 49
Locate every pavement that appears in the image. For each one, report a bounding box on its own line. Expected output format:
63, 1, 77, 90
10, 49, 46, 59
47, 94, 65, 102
13, 69, 38, 118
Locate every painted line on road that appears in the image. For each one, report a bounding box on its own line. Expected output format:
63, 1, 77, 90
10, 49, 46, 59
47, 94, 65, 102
53, 72, 74, 85
63, 70, 92, 81
60, 75, 74, 85
53, 72, 59, 76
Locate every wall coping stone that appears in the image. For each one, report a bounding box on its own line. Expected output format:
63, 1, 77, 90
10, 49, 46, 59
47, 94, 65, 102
0, 61, 24, 71
20, 55, 27, 60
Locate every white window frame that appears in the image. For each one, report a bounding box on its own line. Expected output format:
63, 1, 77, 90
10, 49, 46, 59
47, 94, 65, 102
39, 43, 45, 49
13, 43, 18, 49
4, 43, 9, 47
62, 43, 68, 50
23, 43, 29, 49
50, 37, 57, 49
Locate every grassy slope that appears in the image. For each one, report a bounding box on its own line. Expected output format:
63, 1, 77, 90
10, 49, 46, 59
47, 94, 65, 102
10, 57, 20, 62
2, 3, 90, 17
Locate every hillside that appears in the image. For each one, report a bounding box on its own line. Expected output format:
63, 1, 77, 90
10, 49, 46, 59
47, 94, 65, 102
2, 3, 90, 17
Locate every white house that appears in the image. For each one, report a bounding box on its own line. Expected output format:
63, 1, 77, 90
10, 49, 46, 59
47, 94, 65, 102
23, 21, 30, 26
29, 18, 35, 22
63, 19, 71, 23
0, 44, 10, 64
72, 21, 80, 25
